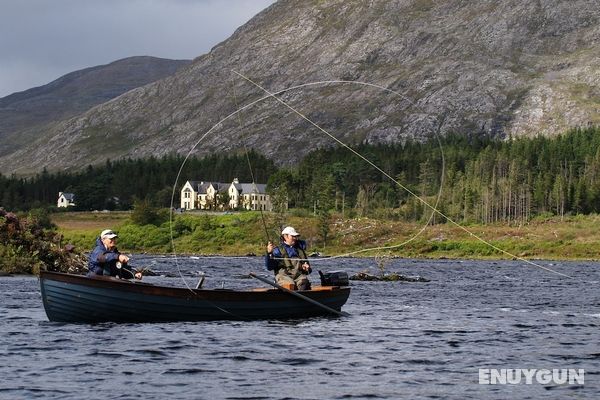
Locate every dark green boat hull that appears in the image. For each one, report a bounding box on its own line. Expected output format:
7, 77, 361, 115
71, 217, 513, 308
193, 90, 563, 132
39, 271, 350, 323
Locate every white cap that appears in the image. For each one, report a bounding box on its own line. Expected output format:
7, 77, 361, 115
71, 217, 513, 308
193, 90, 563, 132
281, 226, 300, 236
100, 229, 118, 239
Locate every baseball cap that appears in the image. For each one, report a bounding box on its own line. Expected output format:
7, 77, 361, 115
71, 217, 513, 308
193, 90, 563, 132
281, 226, 300, 236
100, 229, 118, 239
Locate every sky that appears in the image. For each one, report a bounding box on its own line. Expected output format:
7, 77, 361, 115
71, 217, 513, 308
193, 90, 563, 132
0, 0, 276, 98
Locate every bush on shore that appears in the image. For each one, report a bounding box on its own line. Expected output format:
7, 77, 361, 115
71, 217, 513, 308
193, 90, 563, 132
0, 208, 87, 275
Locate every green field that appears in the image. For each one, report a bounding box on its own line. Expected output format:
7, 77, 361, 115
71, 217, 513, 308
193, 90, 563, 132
51, 210, 600, 261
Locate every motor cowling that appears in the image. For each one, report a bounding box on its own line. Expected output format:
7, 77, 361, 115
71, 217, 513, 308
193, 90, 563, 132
318, 270, 349, 286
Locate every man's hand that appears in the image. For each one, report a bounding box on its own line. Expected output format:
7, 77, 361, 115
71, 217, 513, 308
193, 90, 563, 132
267, 241, 274, 254
134, 271, 143, 280
118, 254, 129, 263
301, 262, 311, 273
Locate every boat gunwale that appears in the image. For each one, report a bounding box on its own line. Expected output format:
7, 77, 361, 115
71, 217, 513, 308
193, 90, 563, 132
39, 270, 350, 302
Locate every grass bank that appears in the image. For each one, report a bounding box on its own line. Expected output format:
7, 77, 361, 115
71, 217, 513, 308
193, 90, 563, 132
51, 211, 600, 261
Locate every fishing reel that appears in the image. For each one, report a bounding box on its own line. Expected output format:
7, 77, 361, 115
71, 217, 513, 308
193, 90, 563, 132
116, 261, 140, 280
115, 261, 127, 279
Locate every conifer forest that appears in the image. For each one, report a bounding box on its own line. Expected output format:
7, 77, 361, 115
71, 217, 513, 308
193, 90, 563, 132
2, 127, 600, 225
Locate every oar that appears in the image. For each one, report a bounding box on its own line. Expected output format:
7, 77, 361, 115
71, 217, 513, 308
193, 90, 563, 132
248, 272, 349, 317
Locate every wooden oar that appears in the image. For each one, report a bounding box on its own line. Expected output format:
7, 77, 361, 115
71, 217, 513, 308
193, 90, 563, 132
249, 272, 349, 317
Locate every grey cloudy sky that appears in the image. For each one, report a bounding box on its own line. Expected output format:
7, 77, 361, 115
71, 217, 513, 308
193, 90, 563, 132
0, 0, 276, 98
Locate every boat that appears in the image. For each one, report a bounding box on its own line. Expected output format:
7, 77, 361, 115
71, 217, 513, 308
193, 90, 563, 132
39, 270, 351, 323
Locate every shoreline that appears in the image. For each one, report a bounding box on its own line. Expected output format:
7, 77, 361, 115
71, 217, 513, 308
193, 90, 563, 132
3, 253, 595, 277
49, 211, 600, 263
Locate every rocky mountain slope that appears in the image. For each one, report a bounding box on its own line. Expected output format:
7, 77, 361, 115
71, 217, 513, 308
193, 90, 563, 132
0, 56, 190, 160
1, 0, 599, 175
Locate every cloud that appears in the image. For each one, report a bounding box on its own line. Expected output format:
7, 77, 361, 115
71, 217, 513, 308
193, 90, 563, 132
0, 0, 275, 97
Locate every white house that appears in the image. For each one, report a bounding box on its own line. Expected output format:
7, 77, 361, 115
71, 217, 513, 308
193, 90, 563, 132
181, 178, 272, 211
180, 181, 201, 210
200, 182, 228, 209
180, 181, 227, 210
57, 192, 75, 208
228, 178, 272, 211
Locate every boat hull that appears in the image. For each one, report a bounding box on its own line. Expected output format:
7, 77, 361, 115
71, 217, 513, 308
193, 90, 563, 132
39, 271, 351, 322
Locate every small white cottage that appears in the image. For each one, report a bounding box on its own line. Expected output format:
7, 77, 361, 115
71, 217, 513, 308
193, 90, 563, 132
57, 192, 76, 208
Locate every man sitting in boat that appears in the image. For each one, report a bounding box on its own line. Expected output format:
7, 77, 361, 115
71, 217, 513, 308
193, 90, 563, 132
265, 226, 312, 290
88, 229, 142, 280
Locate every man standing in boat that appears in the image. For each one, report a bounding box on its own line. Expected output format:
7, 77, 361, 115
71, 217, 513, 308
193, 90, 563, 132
88, 229, 142, 280
265, 226, 312, 290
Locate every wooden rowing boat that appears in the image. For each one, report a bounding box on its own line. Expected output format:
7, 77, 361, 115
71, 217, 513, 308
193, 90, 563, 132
39, 271, 351, 322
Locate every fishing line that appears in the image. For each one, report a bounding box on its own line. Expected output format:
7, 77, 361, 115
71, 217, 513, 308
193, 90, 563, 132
319, 114, 447, 259
168, 76, 572, 282
228, 78, 444, 258
167, 78, 301, 293
165, 79, 295, 296
229, 75, 271, 243
231, 70, 573, 279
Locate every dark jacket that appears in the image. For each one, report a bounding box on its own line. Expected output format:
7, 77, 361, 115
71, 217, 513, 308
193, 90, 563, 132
265, 240, 311, 277
88, 237, 132, 277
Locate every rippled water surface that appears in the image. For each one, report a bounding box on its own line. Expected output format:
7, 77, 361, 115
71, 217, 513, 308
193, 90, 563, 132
1, 257, 599, 399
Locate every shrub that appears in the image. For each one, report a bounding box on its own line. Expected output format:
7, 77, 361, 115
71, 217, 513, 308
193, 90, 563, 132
0, 208, 87, 274
130, 199, 168, 226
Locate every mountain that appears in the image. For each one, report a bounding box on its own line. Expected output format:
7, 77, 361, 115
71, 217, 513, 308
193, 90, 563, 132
0, 56, 190, 160
1, 0, 599, 175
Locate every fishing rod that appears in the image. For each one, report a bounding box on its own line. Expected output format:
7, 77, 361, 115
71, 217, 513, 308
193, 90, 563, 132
229, 75, 271, 244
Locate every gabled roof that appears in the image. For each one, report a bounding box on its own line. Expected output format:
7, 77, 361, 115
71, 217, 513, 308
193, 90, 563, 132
196, 182, 210, 194
234, 183, 267, 194
197, 182, 228, 194
253, 183, 267, 193
211, 182, 229, 193
186, 180, 268, 195
184, 180, 202, 189
60, 192, 75, 201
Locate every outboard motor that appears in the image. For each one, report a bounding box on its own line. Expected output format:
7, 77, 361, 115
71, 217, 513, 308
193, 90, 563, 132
318, 270, 349, 286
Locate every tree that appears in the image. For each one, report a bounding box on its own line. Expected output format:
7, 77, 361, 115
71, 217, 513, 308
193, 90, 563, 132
218, 191, 231, 210
131, 198, 161, 226
356, 183, 377, 217
550, 173, 566, 219
153, 186, 175, 208
267, 170, 294, 212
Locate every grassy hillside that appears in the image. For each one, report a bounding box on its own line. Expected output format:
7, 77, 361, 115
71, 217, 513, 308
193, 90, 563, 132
51, 210, 600, 261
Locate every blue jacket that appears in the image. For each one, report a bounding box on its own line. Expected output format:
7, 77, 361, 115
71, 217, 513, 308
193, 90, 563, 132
265, 240, 310, 273
88, 237, 132, 277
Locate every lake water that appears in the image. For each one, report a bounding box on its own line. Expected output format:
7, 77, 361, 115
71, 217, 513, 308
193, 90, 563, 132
1, 256, 598, 399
